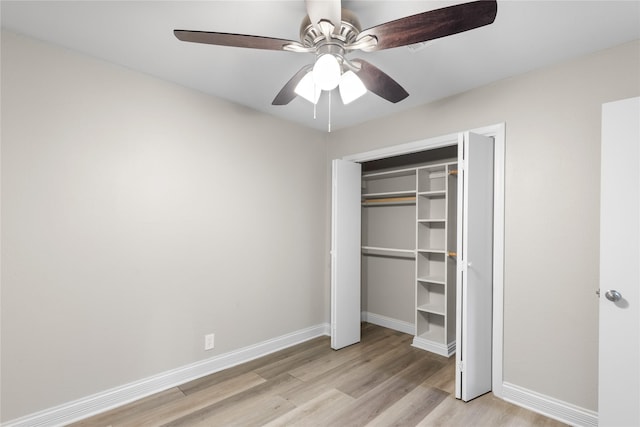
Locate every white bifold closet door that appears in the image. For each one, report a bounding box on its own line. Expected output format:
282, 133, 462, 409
331, 159, 362, 350
455, 132, 494, 401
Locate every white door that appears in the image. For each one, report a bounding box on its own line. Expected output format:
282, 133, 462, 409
599, 97, 640, 426
331, 159, 362, 350
456, 132, 495, 401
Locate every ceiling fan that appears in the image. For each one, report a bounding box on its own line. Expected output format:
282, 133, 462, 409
174, 0, 497, 107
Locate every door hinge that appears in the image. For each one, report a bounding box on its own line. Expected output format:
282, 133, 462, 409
457, 361, 464, 372
596, 289, 600, 297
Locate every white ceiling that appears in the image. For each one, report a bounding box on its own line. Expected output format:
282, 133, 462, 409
2, 1, 639, 131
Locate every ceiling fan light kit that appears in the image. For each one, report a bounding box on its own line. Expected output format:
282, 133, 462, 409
295, 67, 367, 106
312, 53, 342, 91
339, 70, 368, 105
174, 0, 498, 108
293, 50, 368, 106
294, 72, 322, 104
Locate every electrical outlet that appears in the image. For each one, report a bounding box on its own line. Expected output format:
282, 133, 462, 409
204, 333, 215, 351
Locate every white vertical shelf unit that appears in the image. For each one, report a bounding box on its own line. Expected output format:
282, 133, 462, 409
413, 162, 457, 356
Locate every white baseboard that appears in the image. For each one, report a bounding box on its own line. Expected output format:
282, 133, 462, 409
361, 311, 415, 335
2, 323, 331, 427
411, 336, 455, 357
502, 382, 598, 427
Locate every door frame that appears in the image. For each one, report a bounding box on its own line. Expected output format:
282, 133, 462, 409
341, 123, 505, 397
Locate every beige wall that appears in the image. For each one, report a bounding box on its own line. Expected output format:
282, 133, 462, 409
362, 202, 416, 323
326, 40, 640, 411
0, 31, 327, 421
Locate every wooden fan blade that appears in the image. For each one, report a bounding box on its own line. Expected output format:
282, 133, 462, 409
174, 30, 301, 51
272, 65, 313, 105
305, 0, 341, 32
353, 59, 409, 103
357, 0, 497, 51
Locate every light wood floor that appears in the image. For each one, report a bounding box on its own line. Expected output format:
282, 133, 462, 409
71, 323, 566, 426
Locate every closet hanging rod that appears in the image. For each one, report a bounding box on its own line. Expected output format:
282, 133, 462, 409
362, 246, 415, 254
448, 169, 459, 176
361, 246, 416, 259
362, 196, 416, 204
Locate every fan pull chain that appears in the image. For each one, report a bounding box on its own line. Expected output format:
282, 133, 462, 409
313, 81, 317, 119
328, 91, 332, 133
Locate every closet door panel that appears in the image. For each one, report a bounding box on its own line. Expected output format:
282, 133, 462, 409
331, 159, 362, 350
456, 132, 494, 401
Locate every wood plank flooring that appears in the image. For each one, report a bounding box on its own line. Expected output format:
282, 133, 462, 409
71, 324, 566, 426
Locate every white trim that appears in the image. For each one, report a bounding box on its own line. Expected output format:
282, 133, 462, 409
2, 323, 331, 427
490, 123, 506, 398
502, 382, 598, 427
411, 336, 456, 357
340, 123, 506, 396
361, 311, 415, 335
343, 132, 459, 163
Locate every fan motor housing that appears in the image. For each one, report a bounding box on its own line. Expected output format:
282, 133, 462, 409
299, 8, 361, 49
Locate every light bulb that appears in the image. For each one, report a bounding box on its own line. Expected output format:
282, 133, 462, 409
312, 54, 341, 91
339, 70, 367, 104
294, 71, 321, 104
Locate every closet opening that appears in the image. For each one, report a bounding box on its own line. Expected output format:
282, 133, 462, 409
361, 145, 457, 356
331, 125, 505, 402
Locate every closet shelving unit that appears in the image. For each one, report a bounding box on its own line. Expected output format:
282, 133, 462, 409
360, 161, 457, 357
413, 162, 458, 356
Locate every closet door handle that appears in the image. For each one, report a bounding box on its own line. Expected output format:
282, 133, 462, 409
605, 290, 622, 302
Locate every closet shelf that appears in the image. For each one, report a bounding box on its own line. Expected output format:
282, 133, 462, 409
417, 303, 445, 316
415, 328, 445, 343
418, 190, 446, 198
417, 218, 446, 223
362, 190, 416, 199
361, 246, 416, 259
362, 196, 416, 206
362, 167, 416, 180
417, 275, 446, 285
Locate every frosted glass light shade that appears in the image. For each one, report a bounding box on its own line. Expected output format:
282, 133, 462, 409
312, 54, 341, 91
294, 71, 321, 104
339, 70, 367, 104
